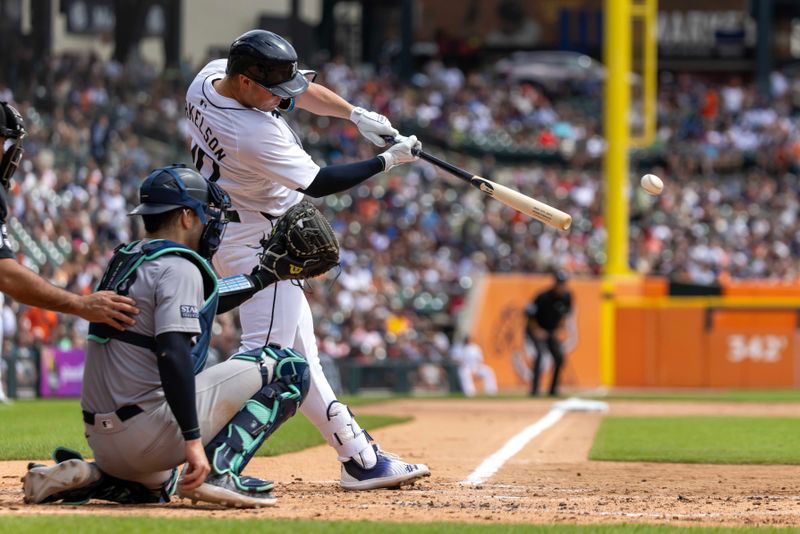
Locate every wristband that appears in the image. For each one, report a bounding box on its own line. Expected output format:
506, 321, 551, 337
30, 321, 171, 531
182, 427, 201, 441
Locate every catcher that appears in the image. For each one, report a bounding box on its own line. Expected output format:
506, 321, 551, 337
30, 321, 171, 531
21, 164, 337, 508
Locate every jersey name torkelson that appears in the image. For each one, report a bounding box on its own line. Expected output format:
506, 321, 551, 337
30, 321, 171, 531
185, 101, 227, 162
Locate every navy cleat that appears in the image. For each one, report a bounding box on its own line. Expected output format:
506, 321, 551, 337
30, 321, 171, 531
340, 444, 431, 490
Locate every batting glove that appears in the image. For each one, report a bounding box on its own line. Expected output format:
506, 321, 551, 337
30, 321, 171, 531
377, 135, 421, 172
350, 107, 398, 147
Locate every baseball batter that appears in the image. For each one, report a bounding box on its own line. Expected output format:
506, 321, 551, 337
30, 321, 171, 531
185, 30, 429, 489
22, 165, 310, 508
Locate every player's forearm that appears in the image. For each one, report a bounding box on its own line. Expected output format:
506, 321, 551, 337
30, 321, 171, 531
299, 157, 384, 197
294, 83, 353, 119
0, 258, 83, 314
156, 331, 201, 441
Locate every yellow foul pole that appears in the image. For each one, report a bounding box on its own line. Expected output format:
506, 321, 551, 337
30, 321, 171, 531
604, 0, 631, 277
600, 0, 632, 387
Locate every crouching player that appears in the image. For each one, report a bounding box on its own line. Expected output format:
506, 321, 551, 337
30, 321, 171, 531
22, 165, 309, 508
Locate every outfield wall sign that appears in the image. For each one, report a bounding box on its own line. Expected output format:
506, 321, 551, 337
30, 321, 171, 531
39, 347, 85, 397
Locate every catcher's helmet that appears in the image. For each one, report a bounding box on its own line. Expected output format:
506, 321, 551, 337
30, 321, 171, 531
0, 102, 26, 190
129, 164, 231, 259
226, 29, 309, 98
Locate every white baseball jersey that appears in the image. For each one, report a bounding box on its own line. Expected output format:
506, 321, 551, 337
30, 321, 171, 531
185, 59, 319, 215
185, 60, 377, 468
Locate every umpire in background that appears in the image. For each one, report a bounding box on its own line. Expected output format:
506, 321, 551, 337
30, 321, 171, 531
524, 270, 573, 397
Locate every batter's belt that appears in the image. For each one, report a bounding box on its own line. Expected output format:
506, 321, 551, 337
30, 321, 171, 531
226, 210, 276, 223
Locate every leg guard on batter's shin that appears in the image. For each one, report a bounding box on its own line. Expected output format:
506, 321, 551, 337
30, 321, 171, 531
204, 345, 310, 492
320, 401, 376, 468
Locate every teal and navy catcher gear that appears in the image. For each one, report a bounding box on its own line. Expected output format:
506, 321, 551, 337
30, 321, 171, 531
204, 345, 310, 493
88, 239, 219, 374
129, 164, 231, 260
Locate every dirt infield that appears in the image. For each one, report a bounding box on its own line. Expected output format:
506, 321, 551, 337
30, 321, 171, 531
2, 398, 800, 527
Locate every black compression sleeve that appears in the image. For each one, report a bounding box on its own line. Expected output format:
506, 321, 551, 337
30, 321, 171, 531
299, 157, 384, 198
155, 331, 200, 441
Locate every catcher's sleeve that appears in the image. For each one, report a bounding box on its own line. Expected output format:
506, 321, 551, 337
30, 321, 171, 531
156, 331, 200, 441
299, 157, 384, 197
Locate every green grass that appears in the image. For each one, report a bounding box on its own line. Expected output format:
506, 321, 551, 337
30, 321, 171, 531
590, 416, 800, 464
586, 389, 800, 403
0, 517, 798, 534
0, 398, 407, 461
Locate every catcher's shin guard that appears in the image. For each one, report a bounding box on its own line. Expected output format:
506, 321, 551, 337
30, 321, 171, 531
204, 345, 309, 491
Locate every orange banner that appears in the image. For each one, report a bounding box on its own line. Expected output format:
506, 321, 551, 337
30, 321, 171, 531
469, 275, 602, 390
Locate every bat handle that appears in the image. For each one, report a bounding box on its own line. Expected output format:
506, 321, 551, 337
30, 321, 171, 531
380, 135, 422, 157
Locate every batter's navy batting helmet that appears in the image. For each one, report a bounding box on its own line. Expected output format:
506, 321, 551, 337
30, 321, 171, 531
129, 164, 231, 259
0, 102, 26, 190
226, 29, 310, 98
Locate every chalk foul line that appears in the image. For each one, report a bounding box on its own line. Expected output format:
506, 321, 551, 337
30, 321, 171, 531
461, 397, 608, 486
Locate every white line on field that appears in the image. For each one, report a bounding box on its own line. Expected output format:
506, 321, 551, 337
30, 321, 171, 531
460, 406, 566, 485
460, 397, 609, 486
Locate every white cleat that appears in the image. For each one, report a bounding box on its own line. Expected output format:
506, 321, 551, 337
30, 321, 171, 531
340, 444, 431, 491
22, 459, 102, 504
178, 473, 277, 508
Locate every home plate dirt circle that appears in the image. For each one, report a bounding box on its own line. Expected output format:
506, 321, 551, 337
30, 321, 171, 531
1, 399, 799, 527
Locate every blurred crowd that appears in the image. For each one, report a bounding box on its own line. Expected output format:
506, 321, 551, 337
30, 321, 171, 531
3, 50, 800, 389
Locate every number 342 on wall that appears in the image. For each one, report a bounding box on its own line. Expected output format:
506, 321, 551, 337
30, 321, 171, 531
727, 335, 788, 363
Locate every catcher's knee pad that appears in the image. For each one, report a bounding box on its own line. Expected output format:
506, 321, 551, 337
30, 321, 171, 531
205, 345, 309, 485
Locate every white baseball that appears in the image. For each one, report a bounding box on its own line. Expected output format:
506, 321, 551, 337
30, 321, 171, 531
640, 174, 663, 195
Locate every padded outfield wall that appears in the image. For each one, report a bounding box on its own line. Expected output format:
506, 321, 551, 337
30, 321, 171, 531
469, 275, 800, 390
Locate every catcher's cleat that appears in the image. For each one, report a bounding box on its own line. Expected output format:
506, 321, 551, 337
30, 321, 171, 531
339, 444, 431, 491
22, 459, 102, 504
177, 473, 277, 508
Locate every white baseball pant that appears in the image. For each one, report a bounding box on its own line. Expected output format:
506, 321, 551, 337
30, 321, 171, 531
213, 213, 371, 464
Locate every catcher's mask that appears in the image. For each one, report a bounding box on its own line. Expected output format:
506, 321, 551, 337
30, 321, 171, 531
129, 164, 231, 260
0, 102, 26, 191
226, 29, 315, 98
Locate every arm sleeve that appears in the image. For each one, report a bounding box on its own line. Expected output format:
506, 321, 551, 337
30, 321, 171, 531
155, 331, 200, 441
299, 157, 385, 198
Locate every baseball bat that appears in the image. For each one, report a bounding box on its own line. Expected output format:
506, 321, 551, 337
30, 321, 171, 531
383, 137, 572, 231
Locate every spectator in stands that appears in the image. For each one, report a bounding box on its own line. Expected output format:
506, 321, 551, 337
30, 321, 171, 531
0, 101, 138, 400
6, 48, 800, 397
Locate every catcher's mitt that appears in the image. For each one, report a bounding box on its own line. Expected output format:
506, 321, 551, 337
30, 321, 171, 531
251, 200, 340, 288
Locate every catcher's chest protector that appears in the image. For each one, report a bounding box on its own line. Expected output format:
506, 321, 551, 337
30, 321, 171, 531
88, 239, 219, 374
